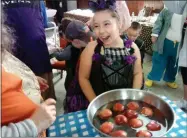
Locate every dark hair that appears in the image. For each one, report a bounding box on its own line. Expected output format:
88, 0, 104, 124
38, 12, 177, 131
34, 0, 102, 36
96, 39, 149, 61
59, 18, 72, 37
95, 9, 120, 21
89, 0, 116, 12
89, 0, 120, 23
130, 21, 142, 30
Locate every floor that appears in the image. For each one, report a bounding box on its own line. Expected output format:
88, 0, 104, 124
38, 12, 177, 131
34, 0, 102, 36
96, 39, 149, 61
53, 53, 184, 116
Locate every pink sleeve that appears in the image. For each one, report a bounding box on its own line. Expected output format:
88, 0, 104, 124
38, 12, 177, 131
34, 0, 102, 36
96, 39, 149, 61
116, 1, 131, 32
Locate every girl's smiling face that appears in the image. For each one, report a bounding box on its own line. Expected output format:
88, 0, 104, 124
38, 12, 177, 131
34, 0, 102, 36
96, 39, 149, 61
93, 10, 121, 47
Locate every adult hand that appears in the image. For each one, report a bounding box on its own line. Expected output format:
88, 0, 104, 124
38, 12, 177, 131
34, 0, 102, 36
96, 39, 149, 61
151, 36, 157, 44
30, 98, 56, 134
37, 76, 49, 92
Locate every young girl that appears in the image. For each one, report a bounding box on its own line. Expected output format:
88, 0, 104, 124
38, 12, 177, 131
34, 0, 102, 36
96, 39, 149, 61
79, 0, 143, 102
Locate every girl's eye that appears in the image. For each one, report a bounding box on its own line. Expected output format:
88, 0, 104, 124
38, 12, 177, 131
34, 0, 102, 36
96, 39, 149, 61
105, 23, 110, 26
94, 26, 98, 28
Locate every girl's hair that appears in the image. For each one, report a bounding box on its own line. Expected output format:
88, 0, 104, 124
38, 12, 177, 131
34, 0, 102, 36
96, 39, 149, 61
89, 0, 120, 22
95, 8, 120, 21
59, 17, 72, 37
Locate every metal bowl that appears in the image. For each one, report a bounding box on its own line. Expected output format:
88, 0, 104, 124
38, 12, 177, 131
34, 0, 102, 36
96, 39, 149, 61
87, 89, 175, 137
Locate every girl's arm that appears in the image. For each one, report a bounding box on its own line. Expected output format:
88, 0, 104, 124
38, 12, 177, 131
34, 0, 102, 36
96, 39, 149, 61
132, 43, 143, 89
79, 41, 97, 102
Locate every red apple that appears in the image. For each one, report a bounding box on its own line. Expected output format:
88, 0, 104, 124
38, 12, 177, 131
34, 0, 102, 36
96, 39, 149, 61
146, 121, 161, 131
100, 122, 114, 134
141, 107, 153, 117
110, 130, 127, 137
136, 130, 152, 137
115, 114, 128, 125
124, 109, 138, 119
127, 101, 139, 110
129, 118, 143, 128
113, 103, 125, 112
98, 109, 112, 120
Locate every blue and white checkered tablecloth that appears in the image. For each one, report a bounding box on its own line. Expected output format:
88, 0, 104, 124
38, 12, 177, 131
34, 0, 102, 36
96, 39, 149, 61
47, 96, 187, 137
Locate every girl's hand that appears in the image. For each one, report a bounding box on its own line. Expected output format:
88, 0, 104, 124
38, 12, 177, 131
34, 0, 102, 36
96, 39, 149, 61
37, 76, 49, 92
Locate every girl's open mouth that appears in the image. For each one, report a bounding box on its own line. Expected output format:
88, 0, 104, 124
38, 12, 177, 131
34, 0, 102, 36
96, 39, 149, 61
101, 36, 110, 42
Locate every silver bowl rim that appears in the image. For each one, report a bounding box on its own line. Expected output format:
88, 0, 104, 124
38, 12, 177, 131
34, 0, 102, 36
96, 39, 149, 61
87, 88, 176, 137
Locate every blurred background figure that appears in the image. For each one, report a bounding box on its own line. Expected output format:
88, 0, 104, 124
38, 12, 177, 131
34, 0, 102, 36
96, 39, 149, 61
1, 9, 56, 137
2, 0, 56, 100
163, 1, 187, 110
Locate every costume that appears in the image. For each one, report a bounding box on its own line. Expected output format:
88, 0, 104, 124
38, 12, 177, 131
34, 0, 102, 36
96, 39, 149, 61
64, 38, 135, 113
53, 43, 82, 90
147, 7, 183, 83
90, 39, 134, 95
64, 0, 136, 113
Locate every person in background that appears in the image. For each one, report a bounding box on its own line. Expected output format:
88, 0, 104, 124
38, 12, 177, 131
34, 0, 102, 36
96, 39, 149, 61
40, 0, 48, 28
124, 21, 145, 89
125, 21, 145, 65
145, 4, 183, 89
53, 20, 96, 113
1, 10, 56, 137
53, 19, 95, 91
58, 17, 72, 39
115, 0, 131, 32
2, 0, 56, 100
79, 0, 142, 103
163, 1, 187, 110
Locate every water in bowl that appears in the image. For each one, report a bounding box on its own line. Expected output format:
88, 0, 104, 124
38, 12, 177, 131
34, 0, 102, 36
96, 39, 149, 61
93, 99, 168, 137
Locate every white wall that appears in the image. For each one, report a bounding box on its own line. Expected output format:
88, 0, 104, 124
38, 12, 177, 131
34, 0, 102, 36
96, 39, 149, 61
67, 0, 77, 11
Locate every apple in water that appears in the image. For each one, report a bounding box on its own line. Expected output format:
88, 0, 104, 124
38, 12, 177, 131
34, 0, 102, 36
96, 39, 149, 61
110, 130, 127, 137
113, 103, 125, 112
136, 130, 152, 137
124, 109, 138, 119
146, 121, 161, 131
127, 101, 139, 110
100, 122, 114, 134
129, 118, 143, 128
115, 114, 128, 125
98, 109, 112, 120
141, 107, 153, 117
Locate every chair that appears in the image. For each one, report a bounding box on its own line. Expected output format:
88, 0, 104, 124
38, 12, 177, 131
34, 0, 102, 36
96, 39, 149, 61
51, 37, 68, 79
45, 21, 67, 79
51, 60, 66, 79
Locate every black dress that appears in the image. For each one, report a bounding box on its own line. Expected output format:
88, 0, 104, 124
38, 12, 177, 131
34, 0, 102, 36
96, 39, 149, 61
90, 39, 134, 96
64, 38, 135, 113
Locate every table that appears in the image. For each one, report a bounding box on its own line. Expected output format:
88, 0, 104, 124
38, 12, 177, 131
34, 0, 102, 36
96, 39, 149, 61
47, 96, 187, 137
64, 10, 155, 55
139, 24, 153, 55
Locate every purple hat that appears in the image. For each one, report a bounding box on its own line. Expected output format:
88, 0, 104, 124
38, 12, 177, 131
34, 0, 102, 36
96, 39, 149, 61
65, 20, 95, 43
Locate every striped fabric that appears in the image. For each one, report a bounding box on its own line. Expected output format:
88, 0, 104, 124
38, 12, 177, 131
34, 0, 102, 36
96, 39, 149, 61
104, 47, 130, 61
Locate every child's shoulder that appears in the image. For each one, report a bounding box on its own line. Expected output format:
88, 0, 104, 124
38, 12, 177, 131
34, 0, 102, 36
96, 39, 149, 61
85, 40, 98, 51
82, 40, 98, 56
